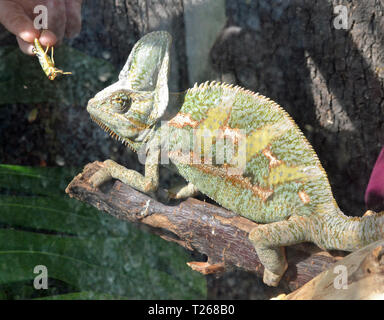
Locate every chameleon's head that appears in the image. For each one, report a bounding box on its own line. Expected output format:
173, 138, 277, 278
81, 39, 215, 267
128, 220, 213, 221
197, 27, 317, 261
87, 89, 157, 148
86, 31, 171, 151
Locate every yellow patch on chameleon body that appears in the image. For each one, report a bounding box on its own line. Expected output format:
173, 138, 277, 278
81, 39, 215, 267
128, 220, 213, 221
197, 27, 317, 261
203, 108, 227, 130
246, 120, 293, 162
194, 96, 234, 156
197, 96, 233, 132
266, 164, 309, 186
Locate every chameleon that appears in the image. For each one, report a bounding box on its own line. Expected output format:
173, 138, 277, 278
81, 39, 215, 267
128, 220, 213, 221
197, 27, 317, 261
85, 31, 384, 286
32, 38, 72, 80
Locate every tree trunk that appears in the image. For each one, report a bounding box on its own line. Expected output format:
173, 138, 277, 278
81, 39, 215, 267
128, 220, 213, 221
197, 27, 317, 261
69, 0, 189, 92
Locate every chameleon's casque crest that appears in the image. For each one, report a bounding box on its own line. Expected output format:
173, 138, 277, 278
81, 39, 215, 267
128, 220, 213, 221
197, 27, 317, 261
87, 32, 171, 148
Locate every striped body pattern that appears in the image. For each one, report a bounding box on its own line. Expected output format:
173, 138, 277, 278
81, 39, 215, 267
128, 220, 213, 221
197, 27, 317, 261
167, 82, 331, 223
86, 31, 384, 286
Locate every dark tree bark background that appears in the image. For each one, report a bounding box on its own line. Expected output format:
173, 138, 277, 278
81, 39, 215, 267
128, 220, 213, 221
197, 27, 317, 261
0, 0, 383, 299
66, 0, 384, 217
210, 1, 384, 217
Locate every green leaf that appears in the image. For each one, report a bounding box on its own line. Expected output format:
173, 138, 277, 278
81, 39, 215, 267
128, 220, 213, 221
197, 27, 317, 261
0, 195, 130, 237
0, 165, 206, 299
0, 164, 76, 196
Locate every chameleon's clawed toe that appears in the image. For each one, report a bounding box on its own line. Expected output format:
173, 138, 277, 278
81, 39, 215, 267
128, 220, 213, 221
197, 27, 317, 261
263, 263, 288, 287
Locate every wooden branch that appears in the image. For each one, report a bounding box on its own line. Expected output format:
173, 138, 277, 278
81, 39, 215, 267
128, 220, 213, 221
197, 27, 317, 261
284, 240, 384, 299
65, 161, 347, 291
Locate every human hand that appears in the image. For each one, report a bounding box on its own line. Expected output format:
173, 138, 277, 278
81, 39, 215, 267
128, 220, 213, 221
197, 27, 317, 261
0, 0, 82, 55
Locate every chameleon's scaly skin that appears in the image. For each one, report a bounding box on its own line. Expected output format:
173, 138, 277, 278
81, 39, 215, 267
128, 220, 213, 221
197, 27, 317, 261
86, 31, 384, 286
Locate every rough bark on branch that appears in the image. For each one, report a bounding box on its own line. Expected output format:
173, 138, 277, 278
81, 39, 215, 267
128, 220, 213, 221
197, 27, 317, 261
284, 240, 384, 300
66, 161, 347, 291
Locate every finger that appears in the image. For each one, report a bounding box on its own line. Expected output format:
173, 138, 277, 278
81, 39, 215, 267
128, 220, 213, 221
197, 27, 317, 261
16, 36, 35, 55
45, 0, 66, 44
64, 0, 82, 38
39, 29, 58, 47
0, 0, 40, 43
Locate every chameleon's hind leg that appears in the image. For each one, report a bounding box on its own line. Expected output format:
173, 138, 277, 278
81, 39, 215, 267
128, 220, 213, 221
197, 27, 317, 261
249, 216, 309, 286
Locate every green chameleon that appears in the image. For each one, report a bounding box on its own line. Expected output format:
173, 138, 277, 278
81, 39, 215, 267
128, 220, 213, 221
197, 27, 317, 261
86, 31, 384, 286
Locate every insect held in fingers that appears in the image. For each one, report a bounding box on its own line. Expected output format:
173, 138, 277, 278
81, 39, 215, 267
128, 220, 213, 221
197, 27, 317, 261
32, 38, 72, 80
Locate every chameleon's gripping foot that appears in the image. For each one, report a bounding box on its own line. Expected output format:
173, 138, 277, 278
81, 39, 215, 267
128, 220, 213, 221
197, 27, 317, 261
89, 160, 123, 188
89, 167, 113, 187
249, 216, 308, 286
167, 183, 199, 200
263, 262, 288, 287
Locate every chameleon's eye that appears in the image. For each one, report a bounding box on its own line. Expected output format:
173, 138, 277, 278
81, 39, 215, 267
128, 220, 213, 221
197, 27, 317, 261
111, 94, 131, 113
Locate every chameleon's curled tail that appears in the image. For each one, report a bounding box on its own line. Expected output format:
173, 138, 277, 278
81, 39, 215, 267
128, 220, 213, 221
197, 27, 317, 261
311, 208, 384, 252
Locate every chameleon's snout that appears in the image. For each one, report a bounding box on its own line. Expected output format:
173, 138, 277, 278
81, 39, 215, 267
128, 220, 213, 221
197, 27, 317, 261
87, 98, 95, 108
86, 99, 95, 115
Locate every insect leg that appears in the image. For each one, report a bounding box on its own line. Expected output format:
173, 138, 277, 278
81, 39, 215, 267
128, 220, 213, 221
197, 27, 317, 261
50, 46, 55, 65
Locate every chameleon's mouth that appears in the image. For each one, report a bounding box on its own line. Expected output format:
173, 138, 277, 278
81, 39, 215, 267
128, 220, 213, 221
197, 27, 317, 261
90, 115, 135, 151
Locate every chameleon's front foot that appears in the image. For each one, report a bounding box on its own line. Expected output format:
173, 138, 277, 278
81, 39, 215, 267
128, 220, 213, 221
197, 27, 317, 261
89, 159, 159, 194
263, 261, 288, 287
90, 163, 113, 187
168, 183, 199, 200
